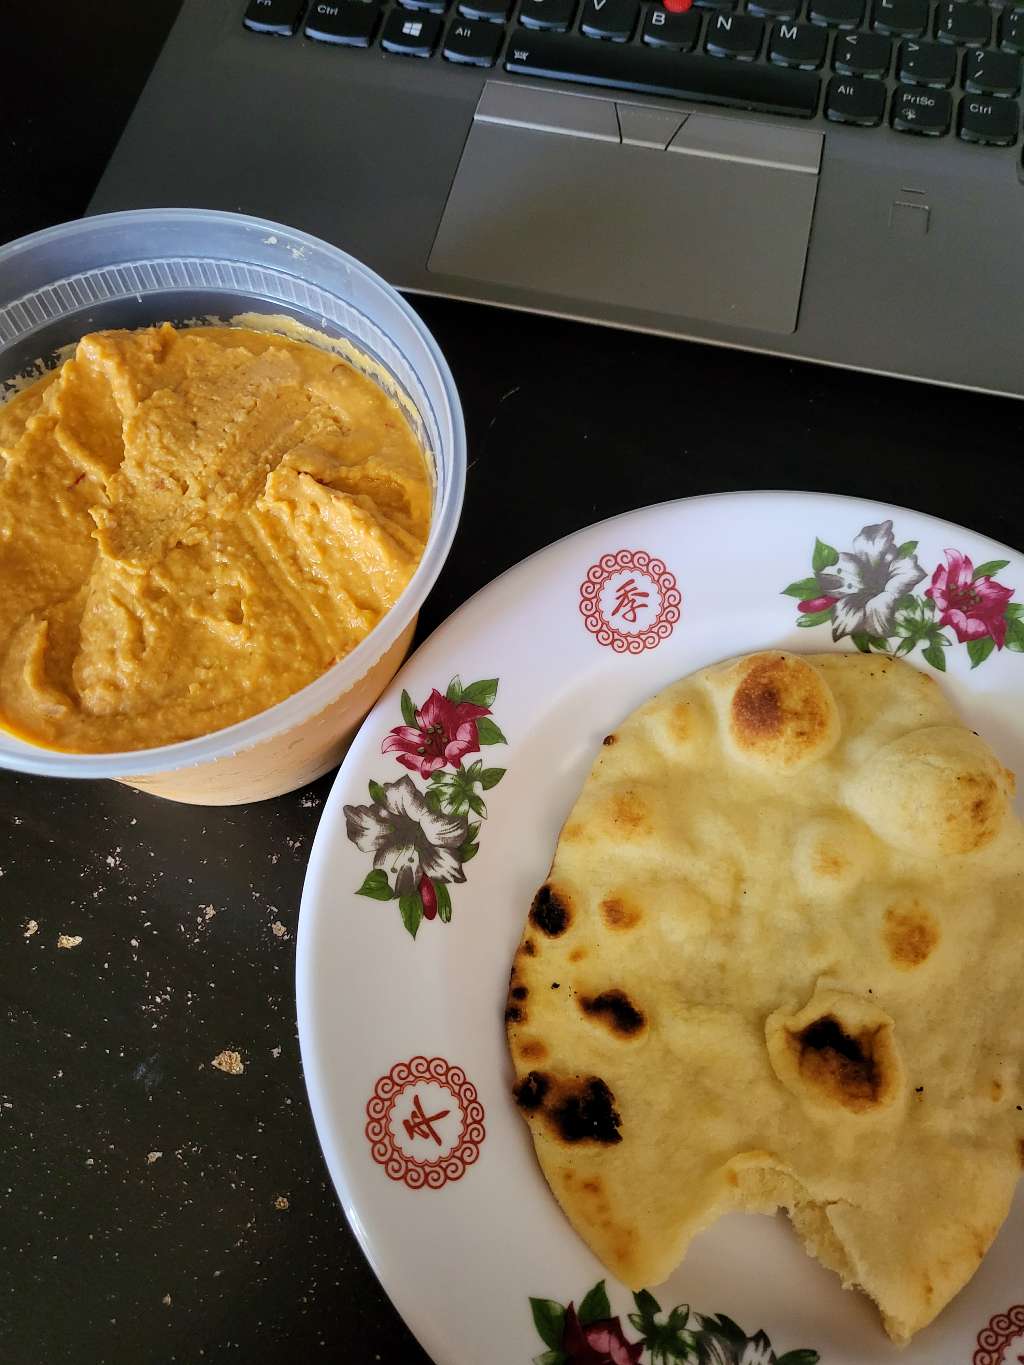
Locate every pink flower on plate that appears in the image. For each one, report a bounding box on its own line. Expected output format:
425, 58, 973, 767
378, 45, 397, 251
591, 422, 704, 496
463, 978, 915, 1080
798, 594, 838, 614
382, 688, 490, 778
562, 1305, 645, 1365
926, 550, 1015, 648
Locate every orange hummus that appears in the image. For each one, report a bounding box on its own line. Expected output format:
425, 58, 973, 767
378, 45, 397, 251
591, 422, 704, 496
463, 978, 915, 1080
0, 324, 431, 753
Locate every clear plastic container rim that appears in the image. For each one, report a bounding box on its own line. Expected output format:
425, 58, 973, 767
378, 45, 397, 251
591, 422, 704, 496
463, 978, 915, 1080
0, 209, 467, 779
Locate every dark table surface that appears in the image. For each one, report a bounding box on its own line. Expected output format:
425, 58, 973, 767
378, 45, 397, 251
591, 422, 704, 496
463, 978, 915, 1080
3, 5, 1023, 1364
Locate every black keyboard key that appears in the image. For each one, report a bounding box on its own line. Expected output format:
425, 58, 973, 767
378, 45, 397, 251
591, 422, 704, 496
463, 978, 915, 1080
705, 10, 764, 55
833, 30, 891, 73
519, 0, 576, 27
964, 48, 1021, 95
935, 1, 989, 45
959, 92, 1019, 141
401, 0, 448, 13
694, 0, 736, 12
444, 15, 503, 57
1000, 9, 1024, 55
748, 0, 801, 18
769, 19, 827, 65
899, 38, 956, 84
305, 0, 380, 44
381, 8, 442, 50
872, 0, 926, 35
244, 0, 306, 34
642, 4, 701, 47
459, 0, 511, 17
825, 72, 887, 120
891, 83, 952, 130
808, 0, 863, 28
503, 27, 821, 112
581, 0, 640, 38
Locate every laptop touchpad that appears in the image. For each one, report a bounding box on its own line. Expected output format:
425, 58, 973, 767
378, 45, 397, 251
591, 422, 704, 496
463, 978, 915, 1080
428, 83, 822, 335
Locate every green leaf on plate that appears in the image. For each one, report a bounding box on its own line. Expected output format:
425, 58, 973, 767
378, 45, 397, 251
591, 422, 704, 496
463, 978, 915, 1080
476, 717, 507, 745
922, 641, 947, 672
578, 1281, 611, 1327
446, 675, 463, 703
533, 1352, 568, 1365
967, 636, 996, 669
530, 1299, 566, 1351
399, 892, 423, 939
781, 577, 819, 599
776, 1352, 821, 1365
895, 540, 918, 558
434, 880, 452, 924
895, 637, 917, 656
633, 1289, 662, 1318
796, 608, 833, 627
467, 791, 487, 819
465, 759, 483, 779
400, 689, 417, 727
356, 870, 394, 901
973, 559, 1010, 580
1006, 601, 1024, 620
424, 788, 444, 814
480, 767, 506, 790
461, 678, 499, 707
466, 821, 481, 843
850, 632, 872, 653
368, 779, 386, 805
812, 538, 839, 573
868, 635, 890, 651
1006, 617, 1024, 652
460, 842, 479, 863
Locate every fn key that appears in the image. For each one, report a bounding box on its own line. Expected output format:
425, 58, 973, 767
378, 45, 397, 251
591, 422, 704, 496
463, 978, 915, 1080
825, 73, 886, 122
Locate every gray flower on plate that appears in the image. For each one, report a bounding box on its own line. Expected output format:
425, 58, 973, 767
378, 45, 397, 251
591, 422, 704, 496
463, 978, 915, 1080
344, 775, 469, 898
699, 1328, 776, 1365
816, 520, 926, 640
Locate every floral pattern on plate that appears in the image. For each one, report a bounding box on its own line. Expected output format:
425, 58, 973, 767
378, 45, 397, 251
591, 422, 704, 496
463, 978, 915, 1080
528, 1281, 820, 1365
783, 520, 1022, 670
343, 676, 507, 937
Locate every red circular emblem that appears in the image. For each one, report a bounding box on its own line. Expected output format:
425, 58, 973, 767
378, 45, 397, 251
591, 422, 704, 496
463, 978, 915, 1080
579, 549, 681, 654
973, 1305, 1024, 1365
365, 1056, 485, 1189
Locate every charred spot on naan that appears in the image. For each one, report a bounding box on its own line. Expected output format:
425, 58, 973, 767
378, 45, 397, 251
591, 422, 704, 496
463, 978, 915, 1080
579, 989, 646, 1038
725, 653, 839, 772
518, 1039, 549, 1062
513, 1071, 623, 1145
609, 788, 652, 836
530, 884, 572, 938
601, 896, 642, 931
790, 1016, 898, 1113
884, 902, 940, 969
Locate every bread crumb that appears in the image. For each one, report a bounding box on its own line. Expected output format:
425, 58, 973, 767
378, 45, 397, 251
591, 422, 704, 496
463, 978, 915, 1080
211, 1050, 244, 1076
146, 1151, 163, 1164
201, 905, 216, 921
274, 1195, 289, 1211
271, 1046, 282, 1059
23, 920, 38, 939
270, 921, 288, 939
162, 1294, 171, 1307
57, 934, 82, 950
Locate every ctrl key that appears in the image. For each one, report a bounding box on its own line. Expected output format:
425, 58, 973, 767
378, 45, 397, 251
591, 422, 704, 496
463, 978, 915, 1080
306, 1, 381, 46
825, 74, 887, 123
959, 95, 1019, 145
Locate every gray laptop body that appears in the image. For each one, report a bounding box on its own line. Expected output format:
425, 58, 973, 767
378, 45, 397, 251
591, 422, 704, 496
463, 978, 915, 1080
91, 0, 1024, 396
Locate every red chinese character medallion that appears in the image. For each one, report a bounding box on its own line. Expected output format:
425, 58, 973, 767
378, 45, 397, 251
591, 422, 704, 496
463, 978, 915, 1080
579, 549, 681, 654
973, 1305, 1024, 1365
365, 1056, 485, 1189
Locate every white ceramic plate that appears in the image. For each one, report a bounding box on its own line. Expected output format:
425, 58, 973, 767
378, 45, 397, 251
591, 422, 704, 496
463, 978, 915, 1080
297, 492, 1024, 1365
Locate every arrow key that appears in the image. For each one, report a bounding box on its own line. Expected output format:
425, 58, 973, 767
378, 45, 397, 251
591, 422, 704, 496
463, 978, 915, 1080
581, 0, 640, 38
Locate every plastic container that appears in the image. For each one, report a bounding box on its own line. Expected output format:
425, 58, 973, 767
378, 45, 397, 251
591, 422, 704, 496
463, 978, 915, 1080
0, 209, 465, 804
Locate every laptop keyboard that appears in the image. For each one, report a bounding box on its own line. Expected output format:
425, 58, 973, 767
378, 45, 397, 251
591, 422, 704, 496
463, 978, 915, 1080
244, 0, 1024, 148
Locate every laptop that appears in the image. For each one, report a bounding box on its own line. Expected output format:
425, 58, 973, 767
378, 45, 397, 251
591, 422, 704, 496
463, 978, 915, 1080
91, 0, 1024, 396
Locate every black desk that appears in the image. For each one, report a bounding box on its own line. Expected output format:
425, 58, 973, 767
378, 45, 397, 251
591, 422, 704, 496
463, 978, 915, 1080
2, 6, 1022, 1364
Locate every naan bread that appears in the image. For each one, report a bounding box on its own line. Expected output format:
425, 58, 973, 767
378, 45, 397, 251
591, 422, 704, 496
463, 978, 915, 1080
506, 652, 1024, 1343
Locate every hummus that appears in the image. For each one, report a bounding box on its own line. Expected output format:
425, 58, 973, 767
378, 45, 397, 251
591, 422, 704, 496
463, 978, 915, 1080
0, 324, 431, 753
